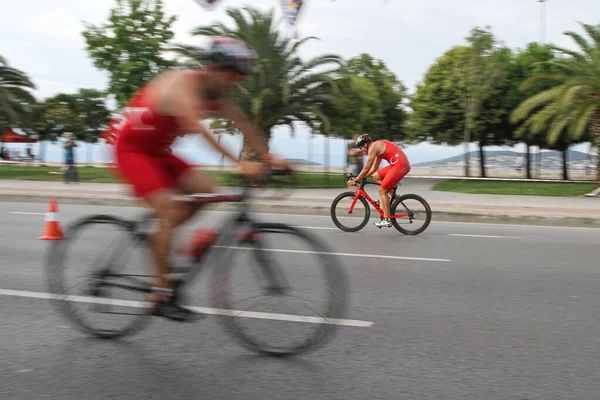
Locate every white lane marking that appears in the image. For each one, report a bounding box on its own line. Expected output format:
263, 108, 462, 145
435, 220, 600, 231
293, 225, 338, 231
448, 234, 522, 239
0, 288, 373, 328
221, 246, 451, 263
11, 212, 45, 215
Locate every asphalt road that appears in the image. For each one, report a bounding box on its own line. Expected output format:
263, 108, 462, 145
1, 201, 600, 400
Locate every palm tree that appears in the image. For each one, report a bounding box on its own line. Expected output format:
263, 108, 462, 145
176, 6, 342, 160
511, 22, 600, 186
0, 56, 36, 131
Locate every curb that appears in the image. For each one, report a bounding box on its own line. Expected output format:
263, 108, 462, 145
2, 192, 600, 228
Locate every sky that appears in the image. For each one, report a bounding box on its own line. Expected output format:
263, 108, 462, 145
2, 0, 599, 165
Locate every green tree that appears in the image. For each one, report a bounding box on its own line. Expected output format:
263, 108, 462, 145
454, 26, 507, 177
506, 43, 558, 178
408, 47, 465, 146
27, 96, 83, 163
185, 6, 342, 160
408, 43, 507, 177
72, 89, 111, 164
0, 56, 36, 134
341, 54, 408, 141
82, 0, 177, 107
324, 54, 408, 148
511, 22, 600, 184
322, 72, 383, 138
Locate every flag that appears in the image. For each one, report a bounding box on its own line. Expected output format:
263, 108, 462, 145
279, 0, 308, 28
193, 0, 226, 11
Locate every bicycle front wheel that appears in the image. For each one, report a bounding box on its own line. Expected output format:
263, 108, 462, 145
330, 191, 370, 232
46, 214, 154, 339
210, 223, 349, 357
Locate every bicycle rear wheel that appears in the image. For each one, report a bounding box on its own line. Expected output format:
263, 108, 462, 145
211, 223, 348, 357
391, 194, 432, 235
46, 214, 154, 339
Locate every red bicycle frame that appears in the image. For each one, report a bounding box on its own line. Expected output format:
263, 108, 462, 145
348, 189, 409, 219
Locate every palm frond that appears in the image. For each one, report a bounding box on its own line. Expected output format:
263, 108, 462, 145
511, 85, 565, 123
568, 103, 597, 140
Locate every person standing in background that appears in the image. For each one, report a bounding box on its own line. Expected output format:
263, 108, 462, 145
347, 133, 364, 176
61, 132, 79, 183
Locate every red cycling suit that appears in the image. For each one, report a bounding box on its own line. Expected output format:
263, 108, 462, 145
104, 71, 219, 199
376, 140, 411, 190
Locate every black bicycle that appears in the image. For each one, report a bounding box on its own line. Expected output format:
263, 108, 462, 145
330, 173, 432, 234
46, 170, 348, 357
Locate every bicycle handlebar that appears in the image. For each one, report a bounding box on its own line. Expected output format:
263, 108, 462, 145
234, 166, 297, 201
344, 173, 369, 187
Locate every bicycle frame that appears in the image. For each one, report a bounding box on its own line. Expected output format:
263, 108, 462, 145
96, 179, 289, 298
347, 176, 409, 220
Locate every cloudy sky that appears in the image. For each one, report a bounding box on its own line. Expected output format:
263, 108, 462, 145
2, 0, 599, 165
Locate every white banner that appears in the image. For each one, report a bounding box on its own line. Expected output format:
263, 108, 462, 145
279, 0, 308, 28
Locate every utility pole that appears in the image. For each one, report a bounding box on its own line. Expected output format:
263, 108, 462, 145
536, 0, 547, 177
538, 0, 547, 44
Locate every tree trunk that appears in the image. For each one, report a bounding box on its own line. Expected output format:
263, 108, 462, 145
561, 147, 569, 181
324, 135, 330, 184
526, 143, 532, 179
595, 110, 600, 184
239, 128, 271, 162
307, 135, 312, 172
217, 134, 224, 170
585, 142, 592, 176
478, 141, 486, 178
463, 124, 470, 177
40, 139, 47, 166
87, 141, 93, 166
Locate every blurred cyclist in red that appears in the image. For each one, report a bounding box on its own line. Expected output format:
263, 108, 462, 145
347, 134, 411, 228
104, 36, 284, 321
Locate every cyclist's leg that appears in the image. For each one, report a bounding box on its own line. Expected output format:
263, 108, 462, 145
374, 166, 393, 218
148, 156, 216, 291
164, 154, 216, 222
145, 188, 188, 295
380, 163, 411, 219
174, 164, 216, 203
115, 152, 190, 301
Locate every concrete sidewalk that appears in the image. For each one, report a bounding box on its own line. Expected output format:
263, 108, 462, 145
1, 178, 599, 226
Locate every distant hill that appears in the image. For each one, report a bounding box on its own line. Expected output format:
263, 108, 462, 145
286, 158, 322, 166
413, 150, 597, 167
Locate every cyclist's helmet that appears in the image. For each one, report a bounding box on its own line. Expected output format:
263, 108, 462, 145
207, 36, 258, 76
355, 133, 372, 148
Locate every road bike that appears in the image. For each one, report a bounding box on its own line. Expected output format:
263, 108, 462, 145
330, 173, 432, 235
46, 170, 348, 357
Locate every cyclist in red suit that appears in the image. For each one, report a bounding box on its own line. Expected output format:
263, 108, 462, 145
347, 134, 411, 228
103, 37, 284, 321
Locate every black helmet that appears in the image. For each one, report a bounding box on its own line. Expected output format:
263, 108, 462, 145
207, 36, 258, 76
355, 134, 372, 148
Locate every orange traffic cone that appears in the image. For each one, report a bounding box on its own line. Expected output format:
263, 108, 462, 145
39, 198, 65, 240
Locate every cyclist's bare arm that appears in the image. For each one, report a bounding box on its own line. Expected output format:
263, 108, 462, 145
366, 158, 382, 177
356, 142, 384, 181
160, 72, 240, 164
218, 100, 269, 158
